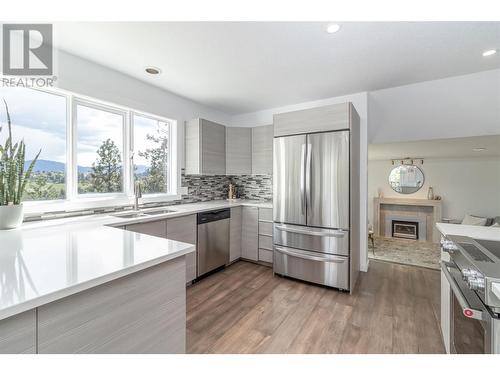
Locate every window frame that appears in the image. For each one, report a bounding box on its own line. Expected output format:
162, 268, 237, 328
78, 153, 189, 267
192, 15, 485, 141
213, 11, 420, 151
13, 87, 179, 214
72, 98, 129, 199
131, 110, 173, 197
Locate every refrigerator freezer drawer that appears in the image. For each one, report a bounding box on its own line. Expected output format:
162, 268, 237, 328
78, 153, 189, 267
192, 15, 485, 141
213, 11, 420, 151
273, 223, 349, 256
273, 246, 349, 290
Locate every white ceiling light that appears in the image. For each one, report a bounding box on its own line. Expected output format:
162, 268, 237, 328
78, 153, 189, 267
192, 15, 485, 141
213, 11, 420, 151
473, 147, 487, 152
145, 66, 161, 75
482, 49, 497, 57
326, 24, 341, 34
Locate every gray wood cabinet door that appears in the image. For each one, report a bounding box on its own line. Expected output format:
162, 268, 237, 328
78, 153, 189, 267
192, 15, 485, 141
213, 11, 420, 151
37, 258, 186, 354
229, 207, 242, 262
273, 102, 351, 137
167, 215, 197, 283
125, 220, 167, 238
185, 118, 226, 175
252, 124, 273, 175
0, 310, 36, 354
241, 206, 258, 261
201, 119, 226, 175
185, 119, 201, 175
226, 127, 252, 175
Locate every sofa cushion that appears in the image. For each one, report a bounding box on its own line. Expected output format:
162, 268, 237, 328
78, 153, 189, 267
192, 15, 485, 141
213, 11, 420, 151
462, 214, 488, 226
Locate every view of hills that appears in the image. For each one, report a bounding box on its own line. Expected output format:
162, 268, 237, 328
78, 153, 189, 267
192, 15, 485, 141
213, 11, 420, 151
25, 159, 147, 174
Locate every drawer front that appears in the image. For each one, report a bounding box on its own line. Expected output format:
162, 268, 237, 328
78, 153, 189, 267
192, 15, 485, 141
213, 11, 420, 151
273, 246, 349, 290
258, 235, 273, 250
258, 248, 273, 263
273, 223, 349, 256
259, 221, 273, 236
258, 208, 273, 221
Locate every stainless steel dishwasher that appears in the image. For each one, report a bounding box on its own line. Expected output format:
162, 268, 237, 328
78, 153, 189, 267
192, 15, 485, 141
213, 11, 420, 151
197, 209, 230, 277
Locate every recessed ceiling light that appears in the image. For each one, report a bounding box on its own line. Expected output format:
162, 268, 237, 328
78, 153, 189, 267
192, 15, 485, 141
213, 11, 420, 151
482, 49, 497, 57
326, 24, 341, 34
145, 66, 161, 75
473, 147, 487, 152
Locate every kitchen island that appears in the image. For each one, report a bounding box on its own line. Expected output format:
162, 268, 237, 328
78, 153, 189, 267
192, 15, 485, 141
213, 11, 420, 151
0, 225, 194, 354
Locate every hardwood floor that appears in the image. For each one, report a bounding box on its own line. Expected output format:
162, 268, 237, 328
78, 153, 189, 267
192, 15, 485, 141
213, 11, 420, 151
186, 260, 445, 354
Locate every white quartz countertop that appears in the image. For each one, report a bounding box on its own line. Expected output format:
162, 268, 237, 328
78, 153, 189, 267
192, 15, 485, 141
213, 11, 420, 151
0, 225, 194, 320
21, 199, 272, 230
436, 222, 500, 241
0, 199, 271, 320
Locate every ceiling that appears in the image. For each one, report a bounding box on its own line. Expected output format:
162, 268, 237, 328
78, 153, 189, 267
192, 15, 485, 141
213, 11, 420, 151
53, 22, 500, 114
368, 135, 500, 160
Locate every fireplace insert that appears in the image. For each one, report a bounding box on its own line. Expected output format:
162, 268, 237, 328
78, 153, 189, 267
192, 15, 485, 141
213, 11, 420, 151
392, 220, 418, 240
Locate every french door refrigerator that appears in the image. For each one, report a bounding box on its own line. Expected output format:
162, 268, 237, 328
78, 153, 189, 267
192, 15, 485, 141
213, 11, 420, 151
273, 130, 351, 290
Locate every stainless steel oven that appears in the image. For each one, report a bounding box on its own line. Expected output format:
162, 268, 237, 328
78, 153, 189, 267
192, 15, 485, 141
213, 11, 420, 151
441, 236, 500, 354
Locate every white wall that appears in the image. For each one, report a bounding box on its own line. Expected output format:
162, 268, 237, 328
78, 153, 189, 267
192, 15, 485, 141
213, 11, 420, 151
231, 92, 369, 272
368, 69, 500, 144
55, 50, 233, 173
368, 157, 500, 224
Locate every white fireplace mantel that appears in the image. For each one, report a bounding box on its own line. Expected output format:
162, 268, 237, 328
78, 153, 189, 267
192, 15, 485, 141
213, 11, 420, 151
373, 197, 442, 243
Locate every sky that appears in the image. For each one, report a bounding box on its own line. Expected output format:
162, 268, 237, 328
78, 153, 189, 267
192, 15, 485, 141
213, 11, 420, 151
0, 87, 169, 167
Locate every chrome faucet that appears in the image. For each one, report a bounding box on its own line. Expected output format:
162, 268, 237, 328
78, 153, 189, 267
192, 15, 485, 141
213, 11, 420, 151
134, 181, 142, 211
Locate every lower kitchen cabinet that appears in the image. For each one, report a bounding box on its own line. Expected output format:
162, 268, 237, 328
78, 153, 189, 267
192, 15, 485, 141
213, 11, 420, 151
0, 309, 36, 354
241, 206, 259, 261
125, 218, 196, 284
258, 208, 274, 264
229, 207, 242, 262
37, 258, 186, 354
125, 220, 167, 238
166, 215, 197, 283
258, 248, 273, 263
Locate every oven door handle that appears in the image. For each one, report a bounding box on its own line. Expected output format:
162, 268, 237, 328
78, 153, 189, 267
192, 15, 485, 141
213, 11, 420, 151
440, 261, 484, 321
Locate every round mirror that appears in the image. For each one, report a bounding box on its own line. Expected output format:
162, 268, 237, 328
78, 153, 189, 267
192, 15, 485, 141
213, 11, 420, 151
388, 165, 424, 194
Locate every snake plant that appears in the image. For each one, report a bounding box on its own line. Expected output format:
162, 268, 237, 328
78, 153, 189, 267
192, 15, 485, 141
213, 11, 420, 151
0, 99, 41, 205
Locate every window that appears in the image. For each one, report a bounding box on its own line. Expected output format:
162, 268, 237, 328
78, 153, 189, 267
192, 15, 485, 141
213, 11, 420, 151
0, 86, 177, 210
0, 87, 67, 201
133, 113, 170, 194
75, 102, 125, 195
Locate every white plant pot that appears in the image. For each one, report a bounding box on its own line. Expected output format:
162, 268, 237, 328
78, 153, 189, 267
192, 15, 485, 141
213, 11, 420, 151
0, 204, 24, 230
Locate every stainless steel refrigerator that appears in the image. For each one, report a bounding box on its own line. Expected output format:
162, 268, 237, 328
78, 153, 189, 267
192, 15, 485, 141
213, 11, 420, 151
273, 130, 352, 290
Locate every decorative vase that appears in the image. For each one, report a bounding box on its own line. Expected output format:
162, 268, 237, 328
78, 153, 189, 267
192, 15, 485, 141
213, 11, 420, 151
427, 187, 434, 200
0, 204, 24, 230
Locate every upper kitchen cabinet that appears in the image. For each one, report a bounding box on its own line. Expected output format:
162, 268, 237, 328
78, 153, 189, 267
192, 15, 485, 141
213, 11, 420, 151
185, 118, 226, 175
226, 127, 252, 175
273, 103, 353, 137
251, 124, 273, 175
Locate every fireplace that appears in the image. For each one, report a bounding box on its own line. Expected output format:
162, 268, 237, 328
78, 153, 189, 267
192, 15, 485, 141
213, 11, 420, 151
392, 220, 419, 240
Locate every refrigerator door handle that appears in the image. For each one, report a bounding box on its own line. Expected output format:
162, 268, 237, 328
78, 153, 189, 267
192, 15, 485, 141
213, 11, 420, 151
300, 144, 306, 215
275, 246, 347, 263
275, 225, 347, 238
305, 143, 312, 214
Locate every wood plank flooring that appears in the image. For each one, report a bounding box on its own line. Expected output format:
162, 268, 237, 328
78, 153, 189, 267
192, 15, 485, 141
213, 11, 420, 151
186, 260, 445, 354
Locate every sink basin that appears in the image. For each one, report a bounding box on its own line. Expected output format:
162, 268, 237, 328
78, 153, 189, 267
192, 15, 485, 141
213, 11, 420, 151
111, 212, 150, 219
144, 208, 176, 215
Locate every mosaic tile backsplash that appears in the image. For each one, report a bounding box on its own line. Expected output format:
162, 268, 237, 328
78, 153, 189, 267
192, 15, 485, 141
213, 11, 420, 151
180, 172, 272, 203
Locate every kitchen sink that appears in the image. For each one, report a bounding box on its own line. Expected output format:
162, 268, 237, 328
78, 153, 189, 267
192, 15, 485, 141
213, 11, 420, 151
111, 212, 150, 219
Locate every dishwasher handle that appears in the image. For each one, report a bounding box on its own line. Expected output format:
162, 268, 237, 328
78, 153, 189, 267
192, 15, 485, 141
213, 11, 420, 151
197, 209, 231, 224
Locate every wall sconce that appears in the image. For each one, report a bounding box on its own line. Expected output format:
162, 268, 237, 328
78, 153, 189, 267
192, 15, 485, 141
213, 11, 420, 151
391, 158, 424, 165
